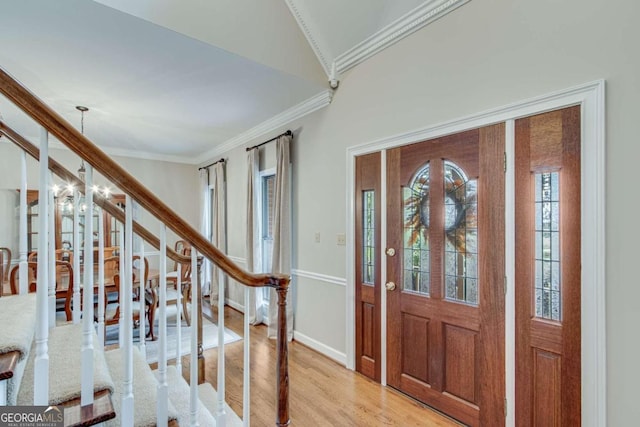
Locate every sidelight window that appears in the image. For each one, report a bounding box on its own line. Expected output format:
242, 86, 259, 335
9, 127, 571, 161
362, 190, 375, 284
534, 172, 561, 321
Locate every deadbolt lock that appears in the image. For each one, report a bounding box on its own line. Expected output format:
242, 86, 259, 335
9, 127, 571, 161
385, 281, 396, 291
386, 247, 396, 256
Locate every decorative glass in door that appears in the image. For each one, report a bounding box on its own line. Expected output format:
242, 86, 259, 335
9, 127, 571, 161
403, 163, 430, 294
443, 161, 478, 305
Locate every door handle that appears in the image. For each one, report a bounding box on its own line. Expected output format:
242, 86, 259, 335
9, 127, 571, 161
385, 281, 396, 291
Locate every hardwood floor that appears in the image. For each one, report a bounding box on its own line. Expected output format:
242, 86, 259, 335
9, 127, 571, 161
183, 302, 460, 427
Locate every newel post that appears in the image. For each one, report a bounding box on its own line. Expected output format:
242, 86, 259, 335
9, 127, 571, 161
275, 278, 290, 427
197, 256, 205, 384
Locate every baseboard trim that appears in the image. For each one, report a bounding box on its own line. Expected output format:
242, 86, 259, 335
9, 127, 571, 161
225, 298, 245, 314
293, 330, 346, 366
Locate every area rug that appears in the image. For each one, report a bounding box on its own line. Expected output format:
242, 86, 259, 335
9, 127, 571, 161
105, 315, 241, 364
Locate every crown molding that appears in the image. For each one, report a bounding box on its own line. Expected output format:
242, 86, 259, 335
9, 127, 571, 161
4, 89, 334, 166
96, 145, 198, 164
284, 0, 333, 77
196, 89, 333, 163
5, 133, 199, 165
334, 0, 470, 74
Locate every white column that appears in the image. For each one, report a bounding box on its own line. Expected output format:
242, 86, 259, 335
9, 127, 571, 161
47, 173, 55, 328
243, 287, 250, 427
137, 234, 146, 358
34, 127, 49, 405
121, 195, 134, 424
175, 263, 182, 373
97, 207, 105, 348
216, 268, 226, 426
157, 225, 168, 427
81, 165, 95, 407
189, 249, 199, 427
72, 190, 81, 324
18, 150, 28, 295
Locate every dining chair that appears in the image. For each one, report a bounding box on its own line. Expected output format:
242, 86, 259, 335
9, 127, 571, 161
102, 255, 150, 337
9, 260, 74, 321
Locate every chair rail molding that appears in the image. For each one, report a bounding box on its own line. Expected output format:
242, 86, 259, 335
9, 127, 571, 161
291, 269, 346, 287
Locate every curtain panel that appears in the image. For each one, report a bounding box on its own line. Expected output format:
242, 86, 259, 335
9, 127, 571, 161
198, 169, 212, 296
210, 161, 226, 304
245, 148, 263, 324
268, 134, 293, 341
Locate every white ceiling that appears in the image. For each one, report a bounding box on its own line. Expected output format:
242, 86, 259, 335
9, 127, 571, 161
0, 0, 467, 164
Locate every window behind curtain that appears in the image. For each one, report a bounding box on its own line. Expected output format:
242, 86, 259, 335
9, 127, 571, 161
260, 172, 276, 303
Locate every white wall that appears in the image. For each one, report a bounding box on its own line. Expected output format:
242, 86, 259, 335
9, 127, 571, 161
204, 0, 640, 423
0, 141, 200, 264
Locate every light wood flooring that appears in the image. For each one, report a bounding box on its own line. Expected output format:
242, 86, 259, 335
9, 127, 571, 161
182, 302, 460, 427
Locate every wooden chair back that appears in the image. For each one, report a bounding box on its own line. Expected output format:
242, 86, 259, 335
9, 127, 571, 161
0, 247, 11, 283
8, 261, 74, 321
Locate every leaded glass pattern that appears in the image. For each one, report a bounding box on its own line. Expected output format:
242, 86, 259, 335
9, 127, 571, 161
403, 164, 430, 294
362, 190, 375, 284
443, 161, 478, 305
534, 172, 561, 321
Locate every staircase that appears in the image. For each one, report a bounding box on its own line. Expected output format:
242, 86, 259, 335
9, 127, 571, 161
0, 67, 291, 426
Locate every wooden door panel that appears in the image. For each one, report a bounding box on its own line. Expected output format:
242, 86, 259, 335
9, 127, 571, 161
443, 324, 478, 404
515, 106, 581, 426
533, 349, 562, 426
387, 124, 505, 426
401, 313, 430, 382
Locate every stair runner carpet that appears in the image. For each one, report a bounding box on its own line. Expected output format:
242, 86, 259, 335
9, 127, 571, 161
105, 346, 178, 427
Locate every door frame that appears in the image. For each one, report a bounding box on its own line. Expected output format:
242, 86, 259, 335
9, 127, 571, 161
346, 80, 605, 426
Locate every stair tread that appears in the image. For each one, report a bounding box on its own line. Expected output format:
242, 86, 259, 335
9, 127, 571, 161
17, 323, 115, 406
105, 346, 178, 427
0, 294, 36, 360
0, 351, 19, 381
154, 365, 217, 426
198, 382, 244, 427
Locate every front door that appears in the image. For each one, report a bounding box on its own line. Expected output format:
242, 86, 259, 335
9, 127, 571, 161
386, 125, 505, 426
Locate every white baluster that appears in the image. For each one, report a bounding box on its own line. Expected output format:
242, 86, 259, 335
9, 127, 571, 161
118, 222, 125, 346
243, 287, 250, 427
190, 249, 199, 427
121, 195, 134, 424
34, 127, 49, 405
81, 165, 95, 407
72, 190, 81, 324
157, 225, 168, 426
97, 207, 105, 348
216, 268, 226, 426
175, 263, 182, 373
138, 233, 146, 358
48, 173, 55, 328
18, 150, 28, 295
0, 377, 6, 406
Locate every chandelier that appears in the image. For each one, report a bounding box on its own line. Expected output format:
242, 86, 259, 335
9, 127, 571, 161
52, 106, 111, 212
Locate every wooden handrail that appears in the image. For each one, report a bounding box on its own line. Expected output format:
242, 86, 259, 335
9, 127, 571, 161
0, 122, 187, 264
0, 66, 290, 426
0, 68, 289, 290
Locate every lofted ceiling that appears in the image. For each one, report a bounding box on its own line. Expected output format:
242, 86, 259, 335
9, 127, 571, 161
0, 0, 467, 164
